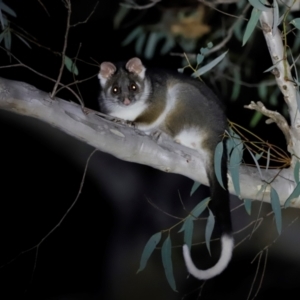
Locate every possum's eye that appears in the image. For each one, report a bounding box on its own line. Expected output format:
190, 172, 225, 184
129, 83, 137, 91
112, 86, 120, 94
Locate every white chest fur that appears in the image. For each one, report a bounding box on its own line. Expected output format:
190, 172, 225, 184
175, 128, 210, 166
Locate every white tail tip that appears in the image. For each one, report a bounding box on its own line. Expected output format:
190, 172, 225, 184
183, 234, 234, 280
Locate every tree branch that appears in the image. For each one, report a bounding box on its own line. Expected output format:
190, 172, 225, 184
259, 9, 300, 161
0, 77, 299, 208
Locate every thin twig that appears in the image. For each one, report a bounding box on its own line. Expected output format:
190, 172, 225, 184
120, 0, 161, 10
51, 0, 72, 98
70, 1, 99, 27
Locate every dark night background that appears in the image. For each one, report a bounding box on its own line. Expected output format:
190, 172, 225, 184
0, 1, 299, 299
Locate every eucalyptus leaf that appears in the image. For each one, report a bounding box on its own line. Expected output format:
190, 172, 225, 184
214, 141, 225, 189
122, 26, 142, 46
296, 89, 300, 112
145, 31, 164, 59
161, 235, 177, 292
0, 30, 4, 44
137, 232, 161, 273
192, 50, 228, 78
190, 181, 201, 196
255, 151, 263, 161
264, 64, 278, 73
190, 197, 210, 219
250, 111, 263, 128
284, 182, 300, 208
200, 47, 209, 55
178, 216, 194, 251
270, 187, 282, 234
290, 18, 300, 30
15, 34, 31, 49
248, 149, 263, 180
0, 1, 16, 17
135, 32, 146, 55
113, 6, 130, 29
160, 35, 175, 55
266, 147, 270, 172
64, 55, 79, 75
207, 42, 213, 48
258, 84, 267, 100
233, 19, 243, 41
242, 8, 261, 46
4, 29, 11, 50
0, 8, 3, 29
244, 199, 252, 215
229, 144, 243, 197
248, 0, 271, 11
272, 0, 279, 36
197, 53, 204, 65
205, 209, 215, 256
294, 160, 300, 183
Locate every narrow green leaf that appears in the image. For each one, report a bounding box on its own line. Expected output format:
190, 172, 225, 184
244, 199, 252, 215
197, 53, 204, 65
277, 14, 284, 27
294, 160, 300, 183
15, 34, 31, 49
161, 235, 177, 292
200, 47, 209, 55
214, 141, 225, 189
250, 111, 263, 128
290, 18, 300, 30
270, 187, 282, 234
0, 30, 5, 44
296, 89, 300, 112
135, 32, 146, 55
284, 182, 300, 208
269, 88, 279, 106
242, 8, 261, 46
190, 197, 210, 218
64, 55, 79, 75
4, 30, 11, 50
258, 84, 267, 100
266, 147, 270, 172
122, 26, 142, 46
137, 232, 161, 273
229, 145, 243, 197
207, 42, 213, 48
225, 129, 234, 157
205, 209, 215, 256
0, 6, 4, 27
255, 151, 263, 161
248, 0, 270, 11
264, 64, 278, 73
113, 6, 130, 29
192, 50, 228, 78
160, 35, 175, 55
145, 31, 164, 59
0, 1, 17, 17
233, 19, 243, 41
272, 0, 279, 35
190, 181, 201, 196
292, 30, 300, 52
178, 216, 194, 251
248, 148, 263, 180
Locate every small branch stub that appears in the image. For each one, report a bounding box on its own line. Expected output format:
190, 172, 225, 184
245, 101, 291, 147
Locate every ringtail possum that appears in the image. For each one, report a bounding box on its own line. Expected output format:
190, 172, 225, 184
98, 57, 233, 280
